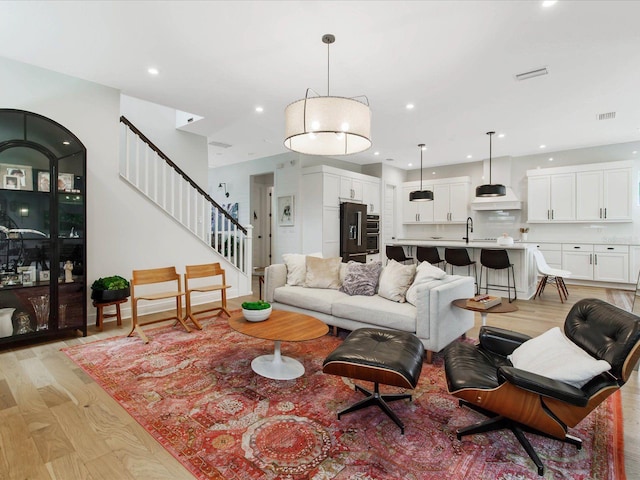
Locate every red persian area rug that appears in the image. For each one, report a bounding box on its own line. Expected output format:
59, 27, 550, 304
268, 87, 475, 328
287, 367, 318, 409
63, 318, 626, 480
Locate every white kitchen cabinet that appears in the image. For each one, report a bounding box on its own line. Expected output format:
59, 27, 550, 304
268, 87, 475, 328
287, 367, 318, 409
402, 184, 433, 223
433, 182, 469, 223
534, 243, 562, 270
340, 176, 363, 202
322, 173, 340, 207
402, 176, 469, 224
527, 173, 575, 222
562, 244, 629, 283
362, 180, 380, 214
630, 246, 640, 283
576, 168, 631, 221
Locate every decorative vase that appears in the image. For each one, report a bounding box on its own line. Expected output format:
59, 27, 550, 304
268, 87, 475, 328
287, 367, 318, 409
0, 308, 15, 337
29, 295, 50, 331
242, 306, 272, 322
521, 233, 528, 241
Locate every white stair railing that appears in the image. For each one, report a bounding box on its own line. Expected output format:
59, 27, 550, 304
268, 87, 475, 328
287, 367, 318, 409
118, 116, 252, 275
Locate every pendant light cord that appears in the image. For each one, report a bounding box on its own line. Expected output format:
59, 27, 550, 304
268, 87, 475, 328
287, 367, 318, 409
327, 40, 330, 96
419, 144, 425, 188
487, 131, 495, 184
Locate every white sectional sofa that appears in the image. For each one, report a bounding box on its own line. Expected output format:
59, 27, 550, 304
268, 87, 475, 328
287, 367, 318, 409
264, 262, 475, 362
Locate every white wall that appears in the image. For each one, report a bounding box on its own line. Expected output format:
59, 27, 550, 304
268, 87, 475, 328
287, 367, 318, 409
120, 95, 208, 186
0, 56, 235, 322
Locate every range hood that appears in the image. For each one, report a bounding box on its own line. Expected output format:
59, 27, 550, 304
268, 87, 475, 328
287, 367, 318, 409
471, 187, 522, 210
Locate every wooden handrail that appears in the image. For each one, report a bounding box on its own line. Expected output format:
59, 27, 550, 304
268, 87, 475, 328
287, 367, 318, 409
120, 115, 246, 235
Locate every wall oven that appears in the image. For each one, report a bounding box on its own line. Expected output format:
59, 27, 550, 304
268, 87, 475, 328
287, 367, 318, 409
366, 214, 380, 254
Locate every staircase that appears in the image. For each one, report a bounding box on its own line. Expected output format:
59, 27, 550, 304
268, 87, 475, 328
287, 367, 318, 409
118, 116, 252, 286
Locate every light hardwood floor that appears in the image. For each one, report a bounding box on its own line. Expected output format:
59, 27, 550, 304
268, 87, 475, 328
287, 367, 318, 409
0, 282, 638, 479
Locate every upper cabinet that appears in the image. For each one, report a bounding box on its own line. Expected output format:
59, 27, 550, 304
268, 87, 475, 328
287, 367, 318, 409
527, 173, 575, 222
527, 161, 632, 223
402, 177, 469, 224
576, 168, 631, 221
339, 176, 363, 202
362, 180, 380, 215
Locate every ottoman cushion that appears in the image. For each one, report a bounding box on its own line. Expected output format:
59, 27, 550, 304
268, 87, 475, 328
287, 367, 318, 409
323, 328, 425, 389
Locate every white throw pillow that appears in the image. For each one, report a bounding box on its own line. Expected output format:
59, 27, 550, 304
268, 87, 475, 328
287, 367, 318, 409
282, 252, 322, 286
377, 260, 416, 303
304, 256, 342, 289
405, 261, 447, 306
507, 327, 611, 388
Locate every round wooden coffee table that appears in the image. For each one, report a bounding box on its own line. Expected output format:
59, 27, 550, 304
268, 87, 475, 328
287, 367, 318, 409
452, 298, 518, 326
228, 309, 329, 380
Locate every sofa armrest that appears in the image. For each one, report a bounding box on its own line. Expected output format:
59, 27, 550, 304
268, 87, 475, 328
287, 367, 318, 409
264, 264, 287, 303
415, 275, 475, 352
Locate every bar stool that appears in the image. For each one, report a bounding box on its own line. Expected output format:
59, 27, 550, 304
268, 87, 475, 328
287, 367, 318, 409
479, 249, 517, 303
386, 245, 414, 264
416, 246, 446, 269
444, 247, 477, 293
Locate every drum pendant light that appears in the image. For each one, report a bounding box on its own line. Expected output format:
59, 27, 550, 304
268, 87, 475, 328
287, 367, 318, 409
410, 144, 434, 201
284, 34, 372, 156
476, 131, 506, 197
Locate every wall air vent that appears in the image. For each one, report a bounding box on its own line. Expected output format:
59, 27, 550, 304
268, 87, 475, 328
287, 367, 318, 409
515, 67, 549, 81
208, 140, 232, 149
597, 112, 616, 121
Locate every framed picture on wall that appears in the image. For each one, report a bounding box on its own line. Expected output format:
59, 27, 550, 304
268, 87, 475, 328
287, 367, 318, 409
36, 170, 51, 192
0, 164, 33, 191
277, 195, 294, 226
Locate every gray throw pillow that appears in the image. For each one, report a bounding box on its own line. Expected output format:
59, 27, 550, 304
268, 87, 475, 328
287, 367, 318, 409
340, 261, 382, 296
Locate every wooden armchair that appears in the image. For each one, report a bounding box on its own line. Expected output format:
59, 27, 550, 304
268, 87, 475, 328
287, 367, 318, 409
184, 262, 230, 329
128, 266, 189, 343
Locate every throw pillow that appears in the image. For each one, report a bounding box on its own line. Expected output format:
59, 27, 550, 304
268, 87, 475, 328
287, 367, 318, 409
283, 252, 322, 286
304, 256, 342, 289
405, 261, 447, 306
340, 261, 382, 296
507, 327, 611, 388
377, 260, 416, 303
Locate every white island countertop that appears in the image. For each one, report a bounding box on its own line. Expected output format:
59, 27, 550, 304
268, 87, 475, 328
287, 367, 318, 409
392, 239, 536, 250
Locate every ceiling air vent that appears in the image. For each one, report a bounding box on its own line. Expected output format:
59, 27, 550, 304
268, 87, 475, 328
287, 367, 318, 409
208, 140, 232, 149
597, 112, 616, 121
515, 67, 549, 81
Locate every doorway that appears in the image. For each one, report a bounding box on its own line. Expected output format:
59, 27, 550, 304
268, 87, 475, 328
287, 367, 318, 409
383, 183, 397, 261
250, 173, 274, 269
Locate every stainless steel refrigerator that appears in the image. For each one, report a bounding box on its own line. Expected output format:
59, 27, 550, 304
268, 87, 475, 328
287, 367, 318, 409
340, 202, 367, 263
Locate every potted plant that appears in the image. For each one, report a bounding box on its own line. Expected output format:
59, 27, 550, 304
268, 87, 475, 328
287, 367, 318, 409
241, 300, 272, 322
91, 275, 130, 302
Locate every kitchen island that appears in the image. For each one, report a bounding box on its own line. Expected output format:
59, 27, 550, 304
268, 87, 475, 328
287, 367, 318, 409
390, 239, 538, 299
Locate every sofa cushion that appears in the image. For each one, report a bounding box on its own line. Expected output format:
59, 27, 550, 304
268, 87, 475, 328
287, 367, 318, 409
273, 285, 348, 315
332, 295, 416, 332
283, 252, 322, 286
304, 256, 341, 289
340, 261, 382, 296
406, 262, 447, 306
378, 260, 416, 303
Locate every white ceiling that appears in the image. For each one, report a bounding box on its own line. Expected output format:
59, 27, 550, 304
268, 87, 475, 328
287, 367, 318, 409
1, 1, 639, 170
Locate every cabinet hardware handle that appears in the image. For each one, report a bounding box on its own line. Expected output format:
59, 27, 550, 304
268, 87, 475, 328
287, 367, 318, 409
607, 247, 614, 250
590, 254, 593, 265
599, 208, 602, 219
604, 208, 607, 218
594, 254, 597, 265
547, 210, 550, 220
574, 246, 580, 249
551, 209, 554, 220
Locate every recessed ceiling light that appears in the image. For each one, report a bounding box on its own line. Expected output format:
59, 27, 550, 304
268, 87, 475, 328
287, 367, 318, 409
408, 163, 413, 167
255, 106, 264, 113
147, 67, 159, 75
62, 141, 70, 145
374, 151, 380, 156
632, 151, 638, 154
406, 103, 415, 110
539, 144, 546, 149
498, 133, 505, 138
432, 171, 436, 175
466, 154, 472, 159
542, 0, 558, 7
549, 157, 554, 161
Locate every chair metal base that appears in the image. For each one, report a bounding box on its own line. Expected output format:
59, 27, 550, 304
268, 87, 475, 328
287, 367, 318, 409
456, 400, 581, 476
338, 382, 412, 434
479, 264, 517, 302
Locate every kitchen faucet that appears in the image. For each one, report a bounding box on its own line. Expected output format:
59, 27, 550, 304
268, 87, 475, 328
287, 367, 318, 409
464, 217, 473, 244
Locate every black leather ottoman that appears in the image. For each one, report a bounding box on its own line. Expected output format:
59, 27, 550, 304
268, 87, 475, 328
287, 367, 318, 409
322, 328, 425, 434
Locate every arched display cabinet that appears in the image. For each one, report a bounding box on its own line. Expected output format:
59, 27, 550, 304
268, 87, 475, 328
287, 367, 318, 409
0, 109, 87, 346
